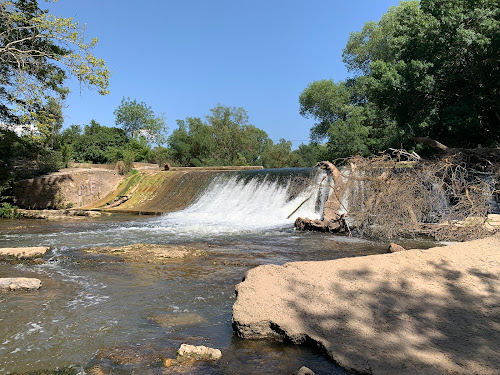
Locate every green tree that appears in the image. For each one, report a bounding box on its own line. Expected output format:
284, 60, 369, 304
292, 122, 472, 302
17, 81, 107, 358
167, 120, 193, 166
343, 0, 500, 148
205, 104, 269, 165
292, 143, 326, 167
71, 120, 129, 164
43, 98, 64, 149
114, 97, 167, 145
299, 79, 397, 159
148, 146, 171, 166
261, 139, 303, 168
0, 0, 110, 134
168, 105, 273, 167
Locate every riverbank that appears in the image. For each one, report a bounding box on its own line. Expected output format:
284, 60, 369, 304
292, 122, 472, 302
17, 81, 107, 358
232, 234, 500, 375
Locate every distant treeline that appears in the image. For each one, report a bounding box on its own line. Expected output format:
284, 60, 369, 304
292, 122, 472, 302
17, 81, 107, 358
55, 104, 316, 170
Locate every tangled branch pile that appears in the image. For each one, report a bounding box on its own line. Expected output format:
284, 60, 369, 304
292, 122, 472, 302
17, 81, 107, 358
333, 150, 500, 241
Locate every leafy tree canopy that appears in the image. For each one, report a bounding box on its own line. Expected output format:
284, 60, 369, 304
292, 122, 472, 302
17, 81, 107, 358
0, 0, 110, 136
168, 105, 273, 167
301, 0, 500, 157
113, 97, 167, 145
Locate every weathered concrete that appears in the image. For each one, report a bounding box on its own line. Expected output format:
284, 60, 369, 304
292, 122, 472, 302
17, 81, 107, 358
169, 165, 263, 171
0, 277, 42, 290
233, 234, 500, 375
13, 168, 123, 209
0, 246, 50, 259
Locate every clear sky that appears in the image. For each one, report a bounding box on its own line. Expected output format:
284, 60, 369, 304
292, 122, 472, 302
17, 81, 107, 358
46, 0, 401, 148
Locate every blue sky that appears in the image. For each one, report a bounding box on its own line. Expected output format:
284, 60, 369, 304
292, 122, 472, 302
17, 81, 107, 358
46, 0, 401, 148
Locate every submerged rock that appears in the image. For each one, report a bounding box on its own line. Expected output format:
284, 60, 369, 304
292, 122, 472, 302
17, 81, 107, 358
177, 344, 222, 361
83, 243, 204, 264
0, 277, 42, 290
148, 312, 207, 328
0, 246, 50, 260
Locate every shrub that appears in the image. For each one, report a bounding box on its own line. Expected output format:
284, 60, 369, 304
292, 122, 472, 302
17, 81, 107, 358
0, 203, 19, 219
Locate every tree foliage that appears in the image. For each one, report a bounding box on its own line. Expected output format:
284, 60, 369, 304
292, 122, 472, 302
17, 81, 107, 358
301, 0, 500, 158
168, 105, 285, 167
113, 97, 167, 145
0, 0, 110, 133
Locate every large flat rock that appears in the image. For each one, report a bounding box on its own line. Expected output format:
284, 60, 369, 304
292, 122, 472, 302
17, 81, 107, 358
0, 278, 42, 290
232, 235, 500, 375
0, 246, 50, 259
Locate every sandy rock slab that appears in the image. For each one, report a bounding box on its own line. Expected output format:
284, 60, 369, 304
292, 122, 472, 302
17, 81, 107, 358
83, 243, 204, 264
0, 277, 42, 290
0, 246, 50, 260
18, 209, 101, 220
232, 234, 500, 375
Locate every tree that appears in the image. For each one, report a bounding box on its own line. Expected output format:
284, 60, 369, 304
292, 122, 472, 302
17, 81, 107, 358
167, 105, 304, 167
299, 79, 398, 160
167, 119, 195, 166
261, 139, 303, 168
114, 97, 167, 145
301, 0, 500, 158
343, 0, 500, 148
205, 104, 269, 165
44, 98, 64, 148
0, 0, 110, 133
71, 120, 129, 164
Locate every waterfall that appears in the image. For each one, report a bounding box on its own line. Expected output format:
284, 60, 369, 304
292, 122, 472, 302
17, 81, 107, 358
156, 168, 329, 234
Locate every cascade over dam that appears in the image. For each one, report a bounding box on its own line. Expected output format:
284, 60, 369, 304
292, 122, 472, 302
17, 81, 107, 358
14, 166, 332, 223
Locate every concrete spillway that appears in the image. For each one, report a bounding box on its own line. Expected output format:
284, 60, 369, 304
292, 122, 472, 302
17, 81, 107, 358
95, 168, 329, 231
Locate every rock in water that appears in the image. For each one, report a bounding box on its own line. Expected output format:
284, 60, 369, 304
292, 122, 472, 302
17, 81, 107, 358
177, 344, 222, 360
0, 246, 50, 259
387, 243, 406, 253
295, 366, 316, 375
0, 278, 42, 290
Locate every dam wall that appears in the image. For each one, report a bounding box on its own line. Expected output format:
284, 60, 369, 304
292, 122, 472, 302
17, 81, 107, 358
13, 168, 124, 209
12, 165, 266, 212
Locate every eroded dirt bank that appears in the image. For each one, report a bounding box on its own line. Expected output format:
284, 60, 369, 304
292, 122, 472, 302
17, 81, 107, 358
232, 235, 500, 375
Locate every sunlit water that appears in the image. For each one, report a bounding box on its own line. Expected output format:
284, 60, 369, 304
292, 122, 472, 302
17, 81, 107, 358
0, 169, 436, 374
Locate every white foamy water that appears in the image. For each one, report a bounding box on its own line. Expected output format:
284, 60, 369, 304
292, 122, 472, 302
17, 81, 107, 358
155, 170, 330, 234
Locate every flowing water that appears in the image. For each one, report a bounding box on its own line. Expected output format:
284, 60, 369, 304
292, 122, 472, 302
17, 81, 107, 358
0, 168, 436, 374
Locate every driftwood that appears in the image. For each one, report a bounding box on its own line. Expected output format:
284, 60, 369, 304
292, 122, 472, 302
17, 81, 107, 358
410, 137, 500, 165
294, 161, 348, 234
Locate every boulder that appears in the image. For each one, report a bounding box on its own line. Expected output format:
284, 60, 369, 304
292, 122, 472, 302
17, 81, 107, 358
295, 366, 316, 375
0, 246, 50, 259
232, 235, 500, 375
387, 243, 406, 253
0, 277, 42, 290
177, 344, 222, 361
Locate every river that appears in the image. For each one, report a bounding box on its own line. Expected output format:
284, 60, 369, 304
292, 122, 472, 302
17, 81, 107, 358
0, 169, 435, 374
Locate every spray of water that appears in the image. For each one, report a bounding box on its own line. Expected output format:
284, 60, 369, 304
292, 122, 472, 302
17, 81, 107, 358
156, 168, 329, 235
